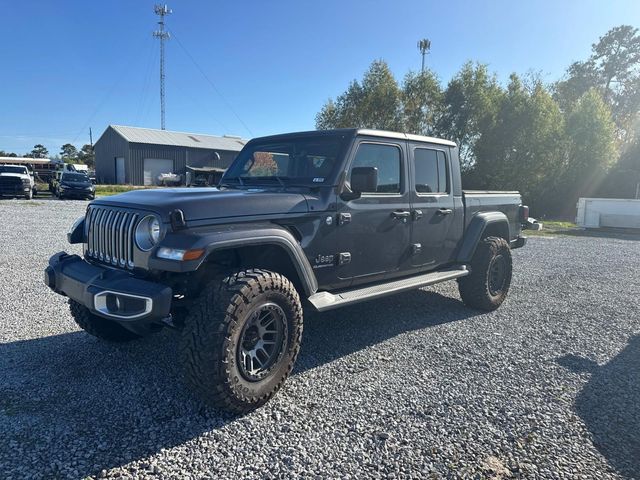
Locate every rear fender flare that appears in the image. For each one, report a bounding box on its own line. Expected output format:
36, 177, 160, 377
457, 212, 510, 263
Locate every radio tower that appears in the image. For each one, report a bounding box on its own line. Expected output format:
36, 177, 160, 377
153, 4, 172, 130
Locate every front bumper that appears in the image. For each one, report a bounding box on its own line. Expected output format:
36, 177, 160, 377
44, 252, 172, 335
0, 185, 30, 196
59, 189, 94, 198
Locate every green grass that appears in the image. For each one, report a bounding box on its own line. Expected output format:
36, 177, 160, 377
526, 219, 579, 236
95, 185, 157, 197
542, 220, 576, 229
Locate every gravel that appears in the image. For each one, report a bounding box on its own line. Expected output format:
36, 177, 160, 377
1, 197, 639, 479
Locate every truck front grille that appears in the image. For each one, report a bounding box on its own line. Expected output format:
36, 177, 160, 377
85, 206, 139, 269
0, 177, 21, 187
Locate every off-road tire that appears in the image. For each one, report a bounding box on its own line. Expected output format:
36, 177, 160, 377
180, 269, 303, 413
25, 189, 33, 200
68, 299, 140, 342
458, 236, 512, 311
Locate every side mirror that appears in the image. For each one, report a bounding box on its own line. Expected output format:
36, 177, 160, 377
350, 166, 378, 194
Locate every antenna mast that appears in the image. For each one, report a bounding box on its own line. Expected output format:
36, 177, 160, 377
153, 4, 172, 130
417, 38, 431, 73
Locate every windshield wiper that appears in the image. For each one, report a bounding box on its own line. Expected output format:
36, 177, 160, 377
219, 176, 244, 188
236, 176, 286, 187
273, 176, 287, 188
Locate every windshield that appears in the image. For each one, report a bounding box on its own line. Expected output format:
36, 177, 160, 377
0, 166, 28, 175
223, 135, 349, 186
61, 173, 89, 182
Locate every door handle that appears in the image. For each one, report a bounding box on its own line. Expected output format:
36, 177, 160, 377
392, 210, 411, 221
436, 208, 453, 216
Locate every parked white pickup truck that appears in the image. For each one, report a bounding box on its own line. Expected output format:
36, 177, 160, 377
0, 164, 35, 199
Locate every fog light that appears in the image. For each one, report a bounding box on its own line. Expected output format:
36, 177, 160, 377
157, 247, 204, 261
106, 294, 122, 312
94, 291, 152, 319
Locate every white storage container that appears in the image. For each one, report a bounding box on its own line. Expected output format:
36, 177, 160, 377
576, 198, 640, 229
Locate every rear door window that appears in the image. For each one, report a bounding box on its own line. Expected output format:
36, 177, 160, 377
414, 148, 448, 193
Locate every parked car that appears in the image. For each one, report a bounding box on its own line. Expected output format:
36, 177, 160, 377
56, 172, 95, 200
49, 162, 81, 194
45, 129, 528, 413
0, 164, 35, 199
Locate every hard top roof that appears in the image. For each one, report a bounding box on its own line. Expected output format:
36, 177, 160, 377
247, 128, 456, 147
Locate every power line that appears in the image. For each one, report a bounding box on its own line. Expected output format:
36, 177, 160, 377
153, 4, 172, 130
71, 38, 149, 145
135, 37, 158, 125
71, 63, 130, 144
170, 30, 254, 137
182, 80, 232, 133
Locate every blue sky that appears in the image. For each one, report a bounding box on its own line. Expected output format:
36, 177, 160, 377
1, 0, 639, 155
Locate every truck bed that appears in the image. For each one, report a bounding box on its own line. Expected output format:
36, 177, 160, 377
462, 190, 522, 240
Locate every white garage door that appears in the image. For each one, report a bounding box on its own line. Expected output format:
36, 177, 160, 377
143, 158, 174, 186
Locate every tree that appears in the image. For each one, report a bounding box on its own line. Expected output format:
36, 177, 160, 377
560, 89, 617, 212
472, 74, 566, 213
555, 25, 640, 138
436, 62, 504, 170
402, 70, 443, 136
316, 60, 404, 131
27, 144, 49, 159
60, 143, 78, 161
599, 136, 640, 199
77, 144, 95, 168
0, 150, 18, 157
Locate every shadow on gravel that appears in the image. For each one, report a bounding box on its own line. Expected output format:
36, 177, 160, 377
299, 289, 479, 374
558, 334, 640, 478
0, 289, 475, 478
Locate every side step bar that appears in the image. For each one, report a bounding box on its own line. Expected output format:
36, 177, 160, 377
308, 267, 469, 312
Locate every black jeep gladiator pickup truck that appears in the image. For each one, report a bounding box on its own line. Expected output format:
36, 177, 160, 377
45, 129, 527, 412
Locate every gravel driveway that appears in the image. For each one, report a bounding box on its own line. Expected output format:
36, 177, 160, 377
1, 198, 639, 479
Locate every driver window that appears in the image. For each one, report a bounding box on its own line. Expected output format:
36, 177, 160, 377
350, 143, 401, 193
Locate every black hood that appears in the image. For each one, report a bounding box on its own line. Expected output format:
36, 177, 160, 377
93, 187, 309, 222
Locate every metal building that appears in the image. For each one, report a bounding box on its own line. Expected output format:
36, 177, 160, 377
94, 125, 248, 185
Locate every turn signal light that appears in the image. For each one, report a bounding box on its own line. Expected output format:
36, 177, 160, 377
183, 249, 205, 261
157, 247, 205, 261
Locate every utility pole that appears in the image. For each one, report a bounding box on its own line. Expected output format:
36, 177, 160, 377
89, 128, 93, 148
417, 38, 431, 73
153, 4, 172, 130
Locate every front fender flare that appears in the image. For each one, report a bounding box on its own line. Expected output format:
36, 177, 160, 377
457, 212, 510, 263
148, 224, 318, 296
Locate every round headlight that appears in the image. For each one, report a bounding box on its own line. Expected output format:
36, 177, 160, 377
135, 215, 162, 251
